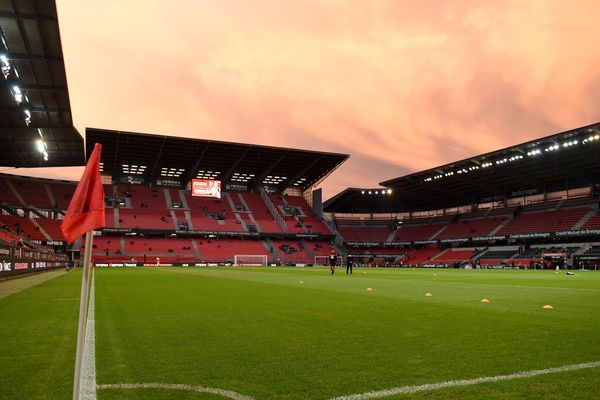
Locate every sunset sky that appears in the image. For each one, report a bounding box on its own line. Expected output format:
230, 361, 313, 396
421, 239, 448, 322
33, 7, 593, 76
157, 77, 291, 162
7, 0, 600, 198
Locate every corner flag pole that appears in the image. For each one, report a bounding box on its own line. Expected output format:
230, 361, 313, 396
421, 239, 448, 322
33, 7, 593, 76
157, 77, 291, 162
72, 231, 94, 400
62, 143, 105, 400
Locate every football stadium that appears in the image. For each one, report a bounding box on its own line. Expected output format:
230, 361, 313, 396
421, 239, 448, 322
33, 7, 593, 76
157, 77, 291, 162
1, 1, 600, 400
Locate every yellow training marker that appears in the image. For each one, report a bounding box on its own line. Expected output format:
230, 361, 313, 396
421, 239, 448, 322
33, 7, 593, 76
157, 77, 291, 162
480, 298, 490, 303
425, 292, 433, 297
543, 304, 554, 309
366, 287, 373, 291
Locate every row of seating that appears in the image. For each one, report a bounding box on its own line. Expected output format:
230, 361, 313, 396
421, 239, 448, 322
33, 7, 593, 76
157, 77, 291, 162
336, 201, 599, 242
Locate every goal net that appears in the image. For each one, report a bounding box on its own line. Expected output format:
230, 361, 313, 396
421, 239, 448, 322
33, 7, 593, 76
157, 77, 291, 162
234, 255, 268, 266
314, 255, 342, 266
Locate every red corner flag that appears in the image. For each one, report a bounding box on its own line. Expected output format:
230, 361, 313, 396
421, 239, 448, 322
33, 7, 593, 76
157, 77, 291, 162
61, 143, 105, 243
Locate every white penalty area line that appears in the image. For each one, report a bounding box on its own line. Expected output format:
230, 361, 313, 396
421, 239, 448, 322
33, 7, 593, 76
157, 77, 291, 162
329, 361, 600, 400
96, 383, 255, 400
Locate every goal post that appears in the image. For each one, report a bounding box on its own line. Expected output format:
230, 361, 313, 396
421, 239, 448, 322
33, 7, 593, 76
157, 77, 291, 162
233, 255, 268, 266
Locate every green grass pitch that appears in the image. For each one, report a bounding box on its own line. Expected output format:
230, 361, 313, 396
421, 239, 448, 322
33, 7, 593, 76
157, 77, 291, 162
1, 266, 600, 399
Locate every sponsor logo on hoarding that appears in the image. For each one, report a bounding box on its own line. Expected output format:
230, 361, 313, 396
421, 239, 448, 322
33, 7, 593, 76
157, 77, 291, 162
15, 262, 29, 270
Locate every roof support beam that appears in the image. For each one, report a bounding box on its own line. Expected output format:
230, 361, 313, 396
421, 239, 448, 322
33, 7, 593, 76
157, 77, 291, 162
1, 53, 62, 62
149, 136, 168, 180
220, 145, 252, 183
16, 83, 67, 91
281, 155, 323, 191
253, 150, 289, 190
0, 11, 58, 22
0, 105, 70, 113
181, 142, 212, 184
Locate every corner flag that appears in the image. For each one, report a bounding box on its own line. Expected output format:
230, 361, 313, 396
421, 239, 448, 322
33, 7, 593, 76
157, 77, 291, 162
61, 143, 105, 243
65, 143, 105, 400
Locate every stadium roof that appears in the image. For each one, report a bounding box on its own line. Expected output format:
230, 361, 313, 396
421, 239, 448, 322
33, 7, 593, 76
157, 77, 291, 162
86, 128, 349, 191
325, 121, 600, 213
0, 0, 83, 167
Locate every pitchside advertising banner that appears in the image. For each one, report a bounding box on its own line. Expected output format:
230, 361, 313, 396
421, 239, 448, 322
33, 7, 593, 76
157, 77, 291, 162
0, 260, 67, 273
191, 179, 221, 199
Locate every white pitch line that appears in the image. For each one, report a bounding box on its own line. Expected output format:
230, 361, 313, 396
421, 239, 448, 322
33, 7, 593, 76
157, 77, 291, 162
81, 271, 97, 400
96, 383, 255, 400
329, 361, 600, 400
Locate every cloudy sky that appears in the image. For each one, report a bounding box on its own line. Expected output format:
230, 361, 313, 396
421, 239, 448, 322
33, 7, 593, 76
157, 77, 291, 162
7, 0, 600, 198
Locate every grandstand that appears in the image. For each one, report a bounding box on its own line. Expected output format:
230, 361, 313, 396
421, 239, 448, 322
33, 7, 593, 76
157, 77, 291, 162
1, 127, 348, 267
324, 121, 600, 269
3, 122, 600, 270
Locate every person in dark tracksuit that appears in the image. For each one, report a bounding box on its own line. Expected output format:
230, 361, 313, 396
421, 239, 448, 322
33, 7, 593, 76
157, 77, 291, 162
329, 250, 337, 275
346, 257, 353, 275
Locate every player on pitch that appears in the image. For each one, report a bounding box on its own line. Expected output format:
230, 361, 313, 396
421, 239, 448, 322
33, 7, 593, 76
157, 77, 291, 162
329, 250, 337, 275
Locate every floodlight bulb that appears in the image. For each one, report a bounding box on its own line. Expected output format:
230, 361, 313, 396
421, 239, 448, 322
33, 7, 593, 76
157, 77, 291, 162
35, 139, 45, 153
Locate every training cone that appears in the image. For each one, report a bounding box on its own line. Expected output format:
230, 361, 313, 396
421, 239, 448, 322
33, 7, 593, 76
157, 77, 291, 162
480, 298, 490, 303
366, 287, 373, 291
425, 292, 433, 297
543, 304, 554, 309
299, 281, 304, 284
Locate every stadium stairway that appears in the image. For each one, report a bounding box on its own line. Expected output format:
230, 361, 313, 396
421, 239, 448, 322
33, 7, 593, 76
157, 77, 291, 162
573, 206, 598, 230
430, 225, 448, 240
183, 210, 193, 230
332, 240, 346, 257
262, 238, 279, 260
301, 239, 316, 260
113, 207, 120, 228
294, 215, 310, 233
177, 189, 190, 209
429, 248, 450, 261
191, 239, 202, 258
163, 189, 174, 208
470, 247, 489, 263
29, 217, 52, 240
247, 213, 260, 231
223, 192, 237, 212
235, 192, 251, 212
260, 188, 287, 233
234, 213, 249, 231
488, 215, 512, 236
234, 193, 261, 232
330, 225, 346, 253
168, 210, 180, 229
385, 229, 397, 242
224, 193, 250, 232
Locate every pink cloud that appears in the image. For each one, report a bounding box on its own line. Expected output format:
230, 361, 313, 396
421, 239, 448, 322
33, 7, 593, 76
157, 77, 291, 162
25, 0, 599, 198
